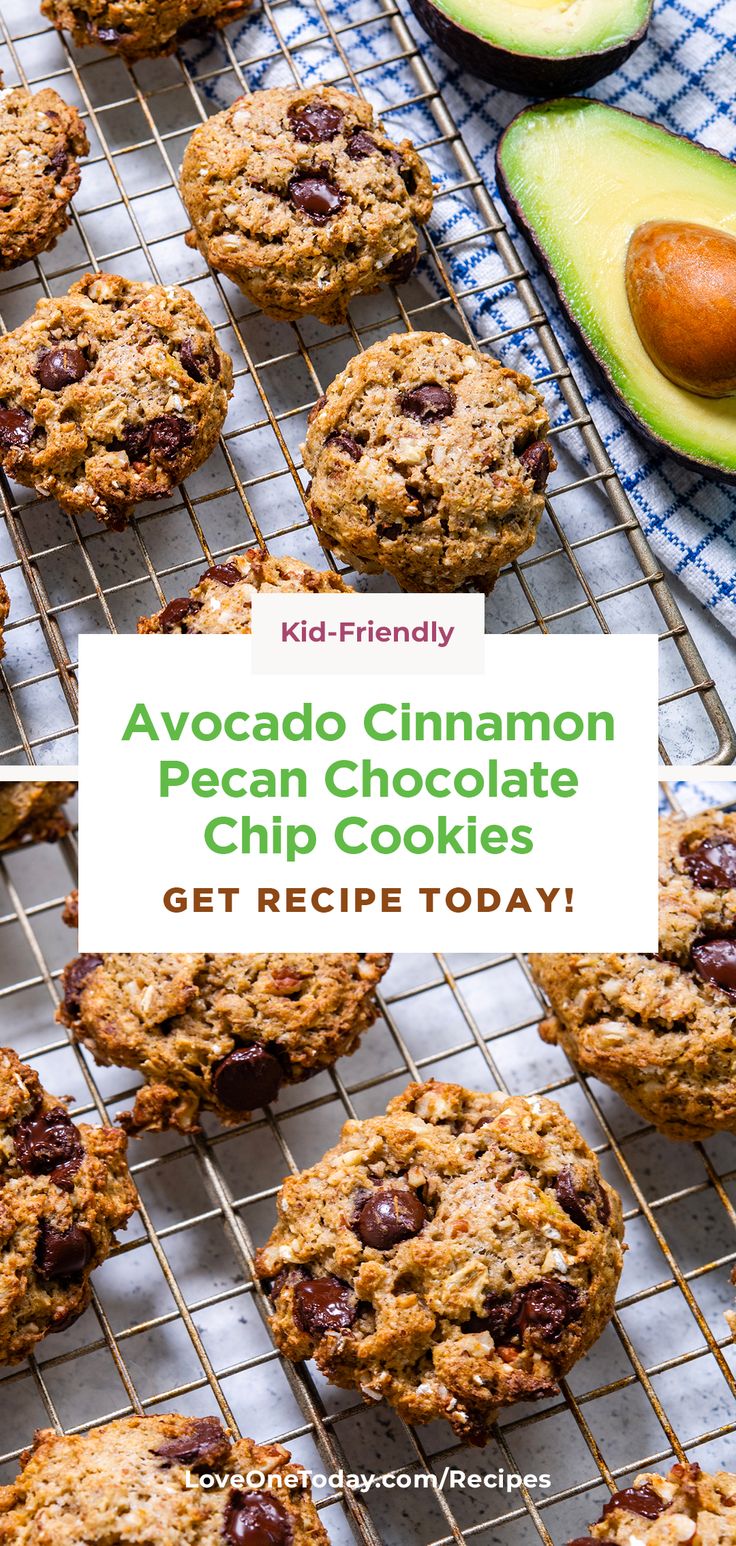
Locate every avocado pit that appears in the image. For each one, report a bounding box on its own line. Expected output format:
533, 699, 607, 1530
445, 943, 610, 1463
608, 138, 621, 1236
625, 220, 736, 398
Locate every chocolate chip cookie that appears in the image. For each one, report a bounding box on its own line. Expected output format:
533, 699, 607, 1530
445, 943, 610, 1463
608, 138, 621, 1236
41, 0, 251, 61
255, 1079, 624, 1444
138, 546, 351, 634
0, 86, 88, 270
180, 86, 433, 325
566, 1463, 736, 1546
58, 952, 391, 1132
0, 272, 232, 529
0, 780, 76, 853
303, 330, 554, 591
530, 810, 736, 1141
0, 574, 8, 659
0, 1046, 136, 1364
0, 1415, 328, 1544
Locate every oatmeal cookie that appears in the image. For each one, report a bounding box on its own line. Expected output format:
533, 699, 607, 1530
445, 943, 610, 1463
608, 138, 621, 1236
0, 86, 88, 270
58, 951, 391, 1132
566, 1462, 736, 1546
303, 330, 554, 591
530, 810, 736, 1141
0, 781, 76, 853
41, 0, 251, 61
0, 1414, 328, 1544
255, 1079, 624, 1444
181, 85, 433, 325
0, 272, 232, 529
0, 574, 8, 659
0, 1046, 136, 1364
138, 545, 351, 633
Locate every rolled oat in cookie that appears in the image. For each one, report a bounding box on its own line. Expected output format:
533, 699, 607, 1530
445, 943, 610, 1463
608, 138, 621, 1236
0, 1046, 136, 1365
0, 273, 232, 529
0, 86, 88, 270
0, 781, 76, 853
58, 951, 391, 1132
138, 546, 352, 634
530, 810, 736, 1141
303, 330, 554, 592
255, 1078, 624, 1444
565, 1461, 736, 1546
181, 85, 433, 324
0, 1414, 329, 1544
41, 0, 252, 61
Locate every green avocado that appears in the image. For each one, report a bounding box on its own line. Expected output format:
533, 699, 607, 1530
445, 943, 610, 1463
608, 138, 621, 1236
496, 98, 736, 481
407, 0, 651, 93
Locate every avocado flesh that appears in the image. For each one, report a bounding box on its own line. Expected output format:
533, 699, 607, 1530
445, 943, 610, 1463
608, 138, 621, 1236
432, 0, 650, 56
498, 99, 736, 476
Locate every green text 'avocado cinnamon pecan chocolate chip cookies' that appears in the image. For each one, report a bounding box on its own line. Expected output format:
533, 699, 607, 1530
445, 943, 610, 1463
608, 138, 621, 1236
0, 1046, 136, 1365
530, 809, 736, 1141
0, 781, 76, 853
180, 85, 433, 325
138, 546, 351, 634
58, 952, 391, 1132
41, 0, 252, 61
303, 330, 555, 592
0, 86, 88, 270
0, 273, 232, 529
565, 1462, 736, 1546
255, 1079, 624, 1445
0, 1415, 329, 1545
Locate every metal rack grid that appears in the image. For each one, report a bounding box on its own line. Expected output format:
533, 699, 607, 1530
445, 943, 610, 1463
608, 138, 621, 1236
0, 787, 735, 1545
0, 0, 733, 767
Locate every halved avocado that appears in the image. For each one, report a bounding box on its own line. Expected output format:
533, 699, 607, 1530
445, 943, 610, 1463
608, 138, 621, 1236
497, 99, 736, 482
406, 0, 651, 94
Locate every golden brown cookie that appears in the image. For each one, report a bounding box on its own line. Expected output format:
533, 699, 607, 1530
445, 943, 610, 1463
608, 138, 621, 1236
256, 1079, 624, 1445
530, 810, 736, 1141
0, 86, 88, 270
0, 273, 232, 529
41, 0, 251, 61
565, 1462, 736, 1546
138, 546, 351, 633
303, 330, 554, 591
181, 85, 433, 324
0, 781, 76, 853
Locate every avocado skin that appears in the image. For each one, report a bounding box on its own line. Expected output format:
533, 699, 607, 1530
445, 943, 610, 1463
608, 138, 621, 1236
495, 102, 736, 484
406, 0, 651, 95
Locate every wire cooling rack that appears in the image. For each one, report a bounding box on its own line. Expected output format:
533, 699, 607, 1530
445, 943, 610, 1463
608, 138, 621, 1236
0, 0, 733, 768
0, 787, 734, 1546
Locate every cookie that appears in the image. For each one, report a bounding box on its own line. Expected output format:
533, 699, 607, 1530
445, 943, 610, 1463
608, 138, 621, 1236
303, 330, 554, 591
0, 272, 232, 529
0, 781, 76, 853
41, 0, 251, 61
0, 86, 87, 270
0, 1415, 329, 1544
0, 1046, 136, 1364
530, 810, 736, 1141
566, 1463, 736, 1546
58, 952, 391, 1132
180, 86, 433, 325
0, 574, 8, 659
255, 1079, 624, 1445
138, 546, 351, 634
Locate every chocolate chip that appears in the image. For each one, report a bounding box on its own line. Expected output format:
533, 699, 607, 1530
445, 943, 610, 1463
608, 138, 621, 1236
36, 1221, 93, 1278
180, 337, 221, 382
519, 440, 552, 492
268, 1264, 308, 1302
387, 245, 418, 284
511, 1277, 581, 1343
15, 1106, 83, 1190
326, 431, 362, 461
601, 1486, 667, 1521
154, 1416, 230, 1469
48, 147, 69, 179
356, 1186, 426, 1249
223, 1490, 293, 1546
555, 1167, 608, 1232
50, 1304, 85, 1334
471, 1293, 516, 1344
201, 563, 241, 586
288, 174, 346, 223
346, 130, 379, 161
157, 597, 202, 633
149, 414, 195, 460
123, 423, 151, 462
681, 838, 736, 890
288, 100, 344, 143
0, 406, 33, 449
376, 522, 402, 540
62, 953, 103, 1017
212, 1044, 283, 1112
293, 1275, 358, 1335
35, 345, 89, 392
399, 384, 455, 422
691, 939, 736, 1001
